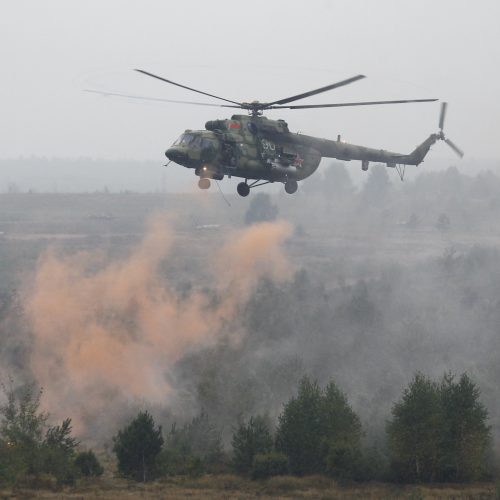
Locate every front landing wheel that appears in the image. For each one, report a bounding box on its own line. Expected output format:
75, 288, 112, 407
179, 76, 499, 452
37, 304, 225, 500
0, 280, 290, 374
198, 178, 211, 190
237, 182, 250, 197
284, 180, 298, 194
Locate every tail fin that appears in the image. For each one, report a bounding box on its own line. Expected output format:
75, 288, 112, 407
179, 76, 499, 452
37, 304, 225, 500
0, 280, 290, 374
393, 134, 440, 166
398, 103, 463, 165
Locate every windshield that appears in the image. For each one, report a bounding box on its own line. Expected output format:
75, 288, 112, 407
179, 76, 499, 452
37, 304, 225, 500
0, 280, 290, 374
173, 133, 195, 146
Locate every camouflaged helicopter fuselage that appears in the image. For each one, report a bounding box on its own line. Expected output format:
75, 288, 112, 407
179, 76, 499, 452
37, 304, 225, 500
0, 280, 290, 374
171, 114, 439, 182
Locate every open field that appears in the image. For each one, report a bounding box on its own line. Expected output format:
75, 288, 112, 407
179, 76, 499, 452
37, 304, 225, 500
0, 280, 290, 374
2, 190, 500, 287
1, 475, 498, 499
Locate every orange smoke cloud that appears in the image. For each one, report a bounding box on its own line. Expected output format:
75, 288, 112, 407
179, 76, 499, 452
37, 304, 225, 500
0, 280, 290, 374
26, 215, 291, 434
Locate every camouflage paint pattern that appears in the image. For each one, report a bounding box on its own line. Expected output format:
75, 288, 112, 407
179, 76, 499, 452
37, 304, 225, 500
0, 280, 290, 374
165, 114, 439, 183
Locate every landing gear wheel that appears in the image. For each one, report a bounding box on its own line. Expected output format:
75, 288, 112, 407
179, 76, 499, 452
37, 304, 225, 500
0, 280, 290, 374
198, 178, 211, 190
284, 180, 298, 194
237, 182, 250, 197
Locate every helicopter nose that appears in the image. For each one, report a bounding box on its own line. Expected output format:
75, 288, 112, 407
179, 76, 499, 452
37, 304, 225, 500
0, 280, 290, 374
165, 147, 187, 163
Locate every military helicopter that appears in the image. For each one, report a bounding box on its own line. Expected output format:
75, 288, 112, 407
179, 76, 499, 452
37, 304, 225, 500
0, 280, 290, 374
89, 70, 463, 196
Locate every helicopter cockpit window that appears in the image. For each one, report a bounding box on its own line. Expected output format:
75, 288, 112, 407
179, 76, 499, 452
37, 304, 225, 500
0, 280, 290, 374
173, 133, 195, 146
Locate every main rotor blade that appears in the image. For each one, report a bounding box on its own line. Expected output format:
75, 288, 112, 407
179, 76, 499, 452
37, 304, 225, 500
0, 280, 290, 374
445, 138, 464, 158
84, 89, 239, 108
439, 102, 447, 131
269, 98, 438, 110
266, 75, 366, 106
134, 69, 242, 106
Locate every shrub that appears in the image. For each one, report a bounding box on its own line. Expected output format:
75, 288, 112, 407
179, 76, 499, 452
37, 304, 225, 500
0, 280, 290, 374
356, 444, 389, 482
41, 418, 79, 485
159, 411, 223, 477
0, 439, 27, 486
156, 446, 205, 478
232, 415, 273, 474
325, 440, 363, 482
252, 452, 288, 480
74, 450, 104, 477
39, 445, 78, 486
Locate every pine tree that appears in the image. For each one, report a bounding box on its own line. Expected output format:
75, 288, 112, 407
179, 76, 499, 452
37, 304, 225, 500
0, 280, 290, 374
322, 382, 363, 480
386, 373, 441, 482
276, 376, 362, 476
438, 373, 491, 481
276, 377, 323, 475
387, 372, 492, 483
113, 411, 163, 482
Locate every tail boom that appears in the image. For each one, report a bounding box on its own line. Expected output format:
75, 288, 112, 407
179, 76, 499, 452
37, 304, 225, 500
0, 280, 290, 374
295, 133, 440, 167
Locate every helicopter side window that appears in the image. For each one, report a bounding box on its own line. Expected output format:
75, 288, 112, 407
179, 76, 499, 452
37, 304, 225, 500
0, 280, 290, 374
191, 136, 203, 148
201, 138, 215, 151
200, 138, 216, 161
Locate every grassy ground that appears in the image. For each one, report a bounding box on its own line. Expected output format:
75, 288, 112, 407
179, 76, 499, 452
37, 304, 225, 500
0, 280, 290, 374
1, 475, 498, 499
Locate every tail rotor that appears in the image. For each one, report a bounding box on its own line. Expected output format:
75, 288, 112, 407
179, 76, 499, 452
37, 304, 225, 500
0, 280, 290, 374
439, 101, 447, 132
438, 102, 464, 158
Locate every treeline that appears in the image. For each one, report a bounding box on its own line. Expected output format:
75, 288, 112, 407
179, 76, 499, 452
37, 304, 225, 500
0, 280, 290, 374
303, 161, 500, 206
0, 157, 163, 193
295, 162, 500, 234
242, 163, 500, 234
0, 371, 493, 488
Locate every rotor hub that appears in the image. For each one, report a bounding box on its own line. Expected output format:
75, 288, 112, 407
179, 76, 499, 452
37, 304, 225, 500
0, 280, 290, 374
241, 101, 265, 116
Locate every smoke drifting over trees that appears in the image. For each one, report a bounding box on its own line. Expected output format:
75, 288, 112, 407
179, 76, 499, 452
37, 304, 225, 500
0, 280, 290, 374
1, 161, 500, 484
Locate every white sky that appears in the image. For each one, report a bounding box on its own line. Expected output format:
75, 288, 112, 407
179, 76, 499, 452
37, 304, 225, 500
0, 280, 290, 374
1, 0, 499, 190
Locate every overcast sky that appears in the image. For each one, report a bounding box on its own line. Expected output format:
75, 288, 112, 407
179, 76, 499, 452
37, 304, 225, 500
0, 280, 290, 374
1, 0, 499, 190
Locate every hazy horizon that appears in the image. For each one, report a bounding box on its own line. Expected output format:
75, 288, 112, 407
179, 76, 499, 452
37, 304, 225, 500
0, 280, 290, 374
2, 1, 499, 175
